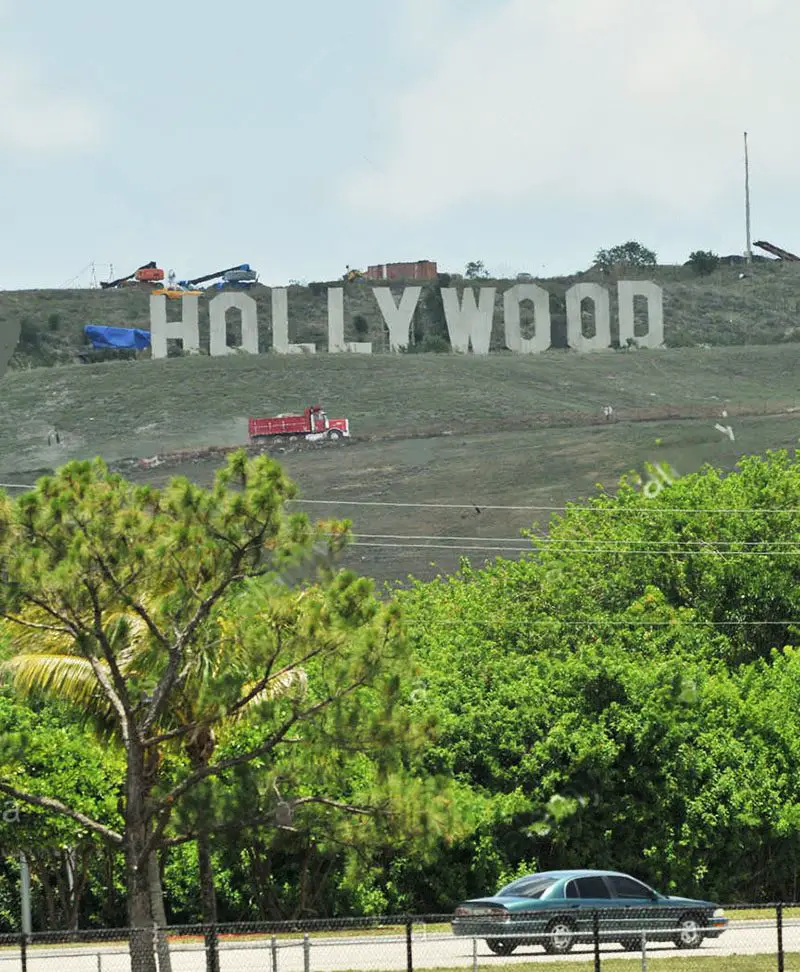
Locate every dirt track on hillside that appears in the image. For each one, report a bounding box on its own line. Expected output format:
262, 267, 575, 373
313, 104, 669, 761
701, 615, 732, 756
100, 399, 798, 476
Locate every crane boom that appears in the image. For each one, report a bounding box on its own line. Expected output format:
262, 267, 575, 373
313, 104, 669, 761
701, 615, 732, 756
181, 264, 251, 286
753, 241, 800, 262
100, 261, 158, 289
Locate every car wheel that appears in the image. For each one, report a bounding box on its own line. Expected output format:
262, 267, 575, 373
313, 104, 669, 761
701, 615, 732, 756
485, 939, 517, 956
674, 913, 704, 949
543, 918, 576, 955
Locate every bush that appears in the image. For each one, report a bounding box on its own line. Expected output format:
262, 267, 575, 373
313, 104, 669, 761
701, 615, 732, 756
353, 314, 369, 337
47, 312, 61, 331
464, 260, 488, 279
18, 317, 39, 347
687, 250, 720, 276
594, 241, 657, 271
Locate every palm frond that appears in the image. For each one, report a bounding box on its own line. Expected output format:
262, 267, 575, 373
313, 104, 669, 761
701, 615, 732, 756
6, 653, 102, 708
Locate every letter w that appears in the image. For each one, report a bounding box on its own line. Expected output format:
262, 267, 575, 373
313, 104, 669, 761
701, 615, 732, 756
442, 287, 496, 353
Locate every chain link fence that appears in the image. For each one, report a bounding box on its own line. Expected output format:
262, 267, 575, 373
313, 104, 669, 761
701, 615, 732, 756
2, 905, 800, 971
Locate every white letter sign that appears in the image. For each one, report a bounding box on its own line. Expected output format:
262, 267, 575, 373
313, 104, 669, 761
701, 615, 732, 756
272, 288, 316, 354
617, 280, 664, 348
374, 286, 421, 351
503, 284, 552, 353
147, 281, 665, 358
150, 294, 200, 358
442, 286, 495, 354
566, 283, 611, 352
208, 292, 259, 356
327, 288, 372, 354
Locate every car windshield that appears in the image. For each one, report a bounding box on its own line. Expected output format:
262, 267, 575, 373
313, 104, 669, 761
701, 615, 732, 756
497, 876, 558, 899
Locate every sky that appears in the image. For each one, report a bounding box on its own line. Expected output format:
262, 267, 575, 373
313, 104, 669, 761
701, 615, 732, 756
2, 0, 800, 289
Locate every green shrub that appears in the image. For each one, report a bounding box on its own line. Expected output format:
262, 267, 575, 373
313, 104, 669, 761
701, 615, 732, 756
687, 250, 720, 276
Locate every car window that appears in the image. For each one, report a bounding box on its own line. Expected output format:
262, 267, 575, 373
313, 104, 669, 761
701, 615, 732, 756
498, 876, 558, 898
607, 876, 654, 899
573, 876, 612, 898
565, 881, 579, 899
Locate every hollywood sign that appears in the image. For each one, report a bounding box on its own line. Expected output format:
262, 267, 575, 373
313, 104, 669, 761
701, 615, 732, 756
149, 281, 664, 358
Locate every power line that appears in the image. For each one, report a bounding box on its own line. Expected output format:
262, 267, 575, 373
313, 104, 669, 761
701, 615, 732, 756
292, 499, 800, 515
356, 533, 800, 549
3, 482, 799, 518
351, 541, 800, 556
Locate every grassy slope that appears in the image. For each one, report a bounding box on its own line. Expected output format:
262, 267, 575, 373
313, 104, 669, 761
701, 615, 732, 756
0, 345, 797, 584
4, 260, 800, 367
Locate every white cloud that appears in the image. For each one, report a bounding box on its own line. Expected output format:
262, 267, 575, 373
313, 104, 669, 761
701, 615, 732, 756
342, 0, 800, 221
0, 7, 103, 155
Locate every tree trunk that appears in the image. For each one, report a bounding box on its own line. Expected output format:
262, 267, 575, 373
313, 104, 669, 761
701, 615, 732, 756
197, 833, 218, 926
198, 832, 219, 972
126, 742, 157, 972
147, 850, 173, 972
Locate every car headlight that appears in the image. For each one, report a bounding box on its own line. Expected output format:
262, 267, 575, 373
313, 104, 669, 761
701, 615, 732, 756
713, 909, 726, 918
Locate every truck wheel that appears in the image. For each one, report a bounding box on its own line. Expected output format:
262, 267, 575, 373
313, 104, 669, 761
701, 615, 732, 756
327, 429, 343, 440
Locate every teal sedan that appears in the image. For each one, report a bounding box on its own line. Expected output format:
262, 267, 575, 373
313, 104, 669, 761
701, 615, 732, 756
452, 870, 728, 955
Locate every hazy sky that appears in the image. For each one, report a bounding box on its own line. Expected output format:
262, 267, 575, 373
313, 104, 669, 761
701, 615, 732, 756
1, 0, 797, 289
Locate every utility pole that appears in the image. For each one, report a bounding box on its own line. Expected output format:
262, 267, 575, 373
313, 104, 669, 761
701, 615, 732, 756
20, 852, 32, 937
744, 131, 753, 265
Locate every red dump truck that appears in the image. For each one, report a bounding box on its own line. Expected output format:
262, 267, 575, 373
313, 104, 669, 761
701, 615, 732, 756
248, 405, 350, 443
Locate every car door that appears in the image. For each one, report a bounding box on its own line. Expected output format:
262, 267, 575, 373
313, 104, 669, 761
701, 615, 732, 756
567, 876, 617, 939
605, 875, 659, 940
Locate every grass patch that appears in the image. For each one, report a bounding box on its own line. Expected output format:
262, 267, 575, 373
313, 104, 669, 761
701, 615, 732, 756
405, 960, 794, 971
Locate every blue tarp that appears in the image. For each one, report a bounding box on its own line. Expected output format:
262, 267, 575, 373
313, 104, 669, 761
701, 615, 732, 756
84, 325, 151, 350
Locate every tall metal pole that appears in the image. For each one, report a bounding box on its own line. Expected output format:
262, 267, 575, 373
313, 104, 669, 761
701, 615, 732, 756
20, 852, 32, 937
744, 131, 753, 265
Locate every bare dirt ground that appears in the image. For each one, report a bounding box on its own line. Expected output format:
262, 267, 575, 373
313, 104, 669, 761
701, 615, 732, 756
1, 347, 797, 585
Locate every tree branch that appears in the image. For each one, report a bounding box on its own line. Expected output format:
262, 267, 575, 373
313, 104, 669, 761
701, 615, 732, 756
0, 781, 123, 845
0, 613, 73, 636
151, 675, 371, 818
83, 581, 132, 744
157, 796, 376, 849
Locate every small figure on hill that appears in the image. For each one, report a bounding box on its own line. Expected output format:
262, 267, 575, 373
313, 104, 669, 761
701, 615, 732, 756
603, 405, 614, 422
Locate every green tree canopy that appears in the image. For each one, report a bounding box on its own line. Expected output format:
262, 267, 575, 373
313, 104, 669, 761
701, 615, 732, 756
0, 452, 463, 969
395, 450, 800, 903
594, 241, 657, 271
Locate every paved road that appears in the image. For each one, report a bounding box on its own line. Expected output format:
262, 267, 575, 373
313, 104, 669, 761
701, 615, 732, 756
1, 921, 798, 972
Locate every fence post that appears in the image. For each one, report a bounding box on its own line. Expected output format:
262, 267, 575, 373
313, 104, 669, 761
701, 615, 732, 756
303, 932, 310, 972
472, 937, 477, 972
204, 923, 220, 972
97, 953, 103, 972
19, 933, 27, 972
405, 917, 413, 972
593, 910, 601, 972
271, 935, 278, 972
777, 903, 784, 972
640, 930, 647, 972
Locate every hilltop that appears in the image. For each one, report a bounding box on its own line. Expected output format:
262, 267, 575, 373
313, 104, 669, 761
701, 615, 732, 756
0, 344, 797, 585
3, 259, 800, 368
